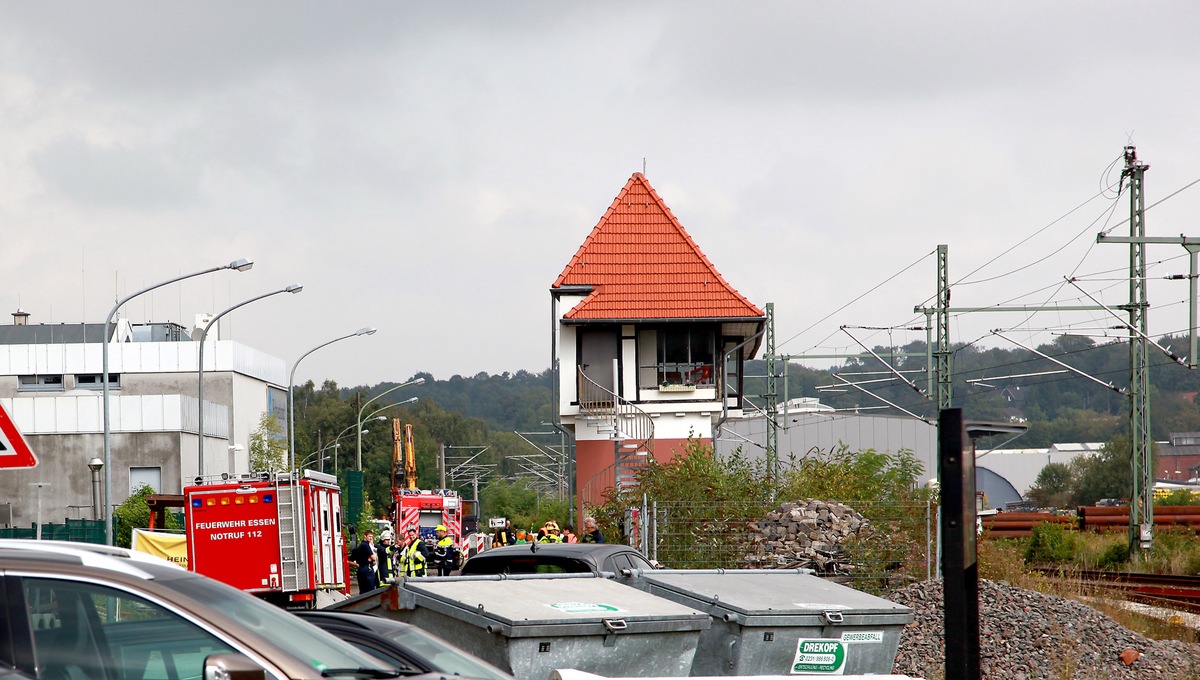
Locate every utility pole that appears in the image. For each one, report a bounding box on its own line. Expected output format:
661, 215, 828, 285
764, 303, 779, 484
935, 244, 952, 410
1125, 146, 1152, 552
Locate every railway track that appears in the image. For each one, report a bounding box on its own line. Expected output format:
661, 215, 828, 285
1034, 568, 1200, 613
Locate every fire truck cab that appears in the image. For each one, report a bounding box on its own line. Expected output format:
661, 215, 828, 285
392, 489, 463, 543
185, 469, 346, 609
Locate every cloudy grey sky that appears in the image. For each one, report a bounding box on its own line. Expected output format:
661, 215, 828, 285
4, 3, 1200, 387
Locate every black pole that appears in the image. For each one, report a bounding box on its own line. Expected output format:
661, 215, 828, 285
940, 408, 979, 680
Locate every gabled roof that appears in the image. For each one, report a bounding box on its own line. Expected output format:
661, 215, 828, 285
552, 173, 764, 321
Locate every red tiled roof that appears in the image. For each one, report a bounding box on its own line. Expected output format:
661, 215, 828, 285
552, 173, 765, 321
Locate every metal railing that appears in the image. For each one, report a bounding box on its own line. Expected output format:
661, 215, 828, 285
577, 368, 654, 507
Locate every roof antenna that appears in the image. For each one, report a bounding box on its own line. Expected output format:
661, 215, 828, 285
642, 157, 646, 175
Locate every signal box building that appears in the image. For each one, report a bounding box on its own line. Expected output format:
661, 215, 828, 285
551, 173, 766, 509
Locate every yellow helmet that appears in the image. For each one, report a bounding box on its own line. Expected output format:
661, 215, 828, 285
435, 524, 449, 532
543, 521, 560, 532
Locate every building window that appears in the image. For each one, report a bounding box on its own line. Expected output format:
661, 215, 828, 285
640, 326, 716, 387
75, 373, 121, 390
130, 467, 163, 495
18, 374, 64, 392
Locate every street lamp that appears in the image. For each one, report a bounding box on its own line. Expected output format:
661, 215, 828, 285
356, 379, 424, 470
323, 419, 383, 472
300, 452, 332, 469
288, 327, 377, 472
197, 284, 302, 478
87, 458, 104, 521
102, 257, 254, 545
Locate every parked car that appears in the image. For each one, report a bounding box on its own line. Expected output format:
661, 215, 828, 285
0, 539, 407, 680
295, 610, 513, 680
458, 543, 655, 576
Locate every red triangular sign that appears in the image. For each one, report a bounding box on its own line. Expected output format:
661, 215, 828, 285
0, 402, 38, 469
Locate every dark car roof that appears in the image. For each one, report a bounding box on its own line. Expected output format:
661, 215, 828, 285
294, 610, 514, 680
459, 543, 649, 575
295, 610, 416, 634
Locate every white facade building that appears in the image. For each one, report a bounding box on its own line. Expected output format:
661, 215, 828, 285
0, 314, 287, 527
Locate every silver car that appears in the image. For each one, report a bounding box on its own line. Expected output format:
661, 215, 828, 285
0, 540, 414, 680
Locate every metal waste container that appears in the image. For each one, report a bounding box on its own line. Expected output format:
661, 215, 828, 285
621, 570, 913, 676
391, 575, 710, 680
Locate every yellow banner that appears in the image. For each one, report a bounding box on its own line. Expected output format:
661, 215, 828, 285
132, 529, 188, 569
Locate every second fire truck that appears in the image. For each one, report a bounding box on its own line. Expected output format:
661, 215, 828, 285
389, 420, 463, 543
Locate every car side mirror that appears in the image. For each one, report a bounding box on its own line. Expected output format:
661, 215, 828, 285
205, 653, 268, 680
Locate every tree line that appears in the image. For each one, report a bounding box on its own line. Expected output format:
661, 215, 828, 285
273, 332, 1199, 519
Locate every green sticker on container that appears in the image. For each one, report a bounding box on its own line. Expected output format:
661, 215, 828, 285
547, 602, 624, 614
791, 639, 846, 675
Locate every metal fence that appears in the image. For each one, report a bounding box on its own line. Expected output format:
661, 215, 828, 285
0, 519, 106, 544
623, 499, 933, 595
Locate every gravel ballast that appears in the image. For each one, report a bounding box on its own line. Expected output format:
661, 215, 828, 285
888, 579, 1200, 679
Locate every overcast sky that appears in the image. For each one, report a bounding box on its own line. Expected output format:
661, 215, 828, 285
4, 3, 1200, 388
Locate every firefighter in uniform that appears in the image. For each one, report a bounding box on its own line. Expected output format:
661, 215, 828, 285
430, 524, 460, 576
537, 521, 563, 543
492, 519, 515, 547
350, 530, 378, 593
399, 526, 429, 577
376, 531, 397, 583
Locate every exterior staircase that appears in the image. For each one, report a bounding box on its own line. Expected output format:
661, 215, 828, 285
577, 367, 654, 505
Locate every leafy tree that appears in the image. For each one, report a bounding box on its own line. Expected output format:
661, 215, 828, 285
1069, 434, 1132, 506
114, 483, 180, 548
1026, 462, 1073, 509
249, 411, 287, 472
592, 438, 928, 569
779, 445, 927, 505
478, 478, 573, 533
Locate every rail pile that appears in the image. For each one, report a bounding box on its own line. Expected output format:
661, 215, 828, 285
1077, 505, 1200, 532
980, 512, 1073, 539
980, 506, 1200, 539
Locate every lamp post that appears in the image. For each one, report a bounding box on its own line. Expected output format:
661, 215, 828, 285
87, 458, 104, 521
197, 284, 302, 478
30, 482, 51, 540
356, 379, 424, 471
288, 327, 377, 473
300, 452, 332, 469
102, 257, 254, 545
314, 426, 371, 472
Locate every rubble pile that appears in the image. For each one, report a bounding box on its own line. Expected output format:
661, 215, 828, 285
739, 499, 866, 574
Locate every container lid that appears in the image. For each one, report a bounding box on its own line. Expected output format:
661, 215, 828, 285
401, 576, 710, 637
634, 571, 912, 623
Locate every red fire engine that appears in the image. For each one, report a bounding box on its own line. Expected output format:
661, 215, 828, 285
389, 421, 464, 542
393, 488, 463, 542
185, 469, 346, 608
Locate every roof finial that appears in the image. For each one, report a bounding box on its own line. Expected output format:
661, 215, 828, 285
642, 157, 646, 175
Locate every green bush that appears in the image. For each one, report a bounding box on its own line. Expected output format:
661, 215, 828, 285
1024, 522, 1077, 564
1097, 541, 1129, 569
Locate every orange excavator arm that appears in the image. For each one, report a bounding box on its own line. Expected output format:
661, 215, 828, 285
404, 423, 418, 490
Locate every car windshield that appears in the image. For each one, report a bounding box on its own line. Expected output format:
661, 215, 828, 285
167, 576, 393, 676
382, 624, 513, 680
462, 555, 591, 575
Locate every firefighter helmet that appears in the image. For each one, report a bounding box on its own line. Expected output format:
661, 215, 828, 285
435, 524, 449, 532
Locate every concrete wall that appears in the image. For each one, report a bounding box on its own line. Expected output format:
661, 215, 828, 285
0, 431, 183, 526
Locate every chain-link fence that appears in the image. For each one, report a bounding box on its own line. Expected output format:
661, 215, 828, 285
620, 499, 933, 595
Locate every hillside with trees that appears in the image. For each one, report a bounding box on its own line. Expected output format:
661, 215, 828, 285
280, 334, 1200, 519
